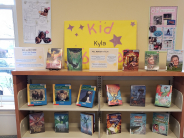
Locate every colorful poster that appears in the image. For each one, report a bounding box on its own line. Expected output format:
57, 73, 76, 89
64, 20, 137, 69
148, 7, 177, 51
22, 0, 51, 44
14, 47, 45, 70
89, 48, 118, 71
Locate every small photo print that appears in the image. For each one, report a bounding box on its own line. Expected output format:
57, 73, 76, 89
149, 37, 157, 44
164, 27, 173, 37
153, 42, 162, 50
149, 26, 157, 33
163, 40, 172, 48
163, 14, 172, 20
55, 90, 70, 101
167, 20, 175, 25
153, 16, 162, 25
30, 89, 45, 101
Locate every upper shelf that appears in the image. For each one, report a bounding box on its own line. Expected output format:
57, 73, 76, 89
12, 69, 184, 76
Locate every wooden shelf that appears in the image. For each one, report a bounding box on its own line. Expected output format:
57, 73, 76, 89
11, 69, 184, 76
19, 103, 98, 111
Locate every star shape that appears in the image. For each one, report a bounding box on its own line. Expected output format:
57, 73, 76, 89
67, 24, 74, 31
75, 33, 78, 36
109, 34, 122, 47
79, 25, 84, 30
131, 22, 135, 27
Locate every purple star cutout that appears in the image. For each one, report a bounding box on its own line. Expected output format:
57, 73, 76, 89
79, 25, 84, 30
109, 34, 122, 47
131, 22, 135, 27
67, 24, 74, 31
75, 33, 78, 36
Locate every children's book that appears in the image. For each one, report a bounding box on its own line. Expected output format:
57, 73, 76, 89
106, 84, 122, 105
54, 112, 69, 133
76, 85, 96, 108
130, 113, 146, 134
53, 84, 71, 105
106, 113, 121, 135
29, 112, 45, 134
67, 48, 82, 71
46, 48, 63, 69
80, 112, 94, 135
155, 85, 172, 107
123, 50, 139, 71
130, 85, 146, 106
27, 84, 47, 106
166, 50, 183, 72
145, 51, 159, 70
152, 112, 169, 136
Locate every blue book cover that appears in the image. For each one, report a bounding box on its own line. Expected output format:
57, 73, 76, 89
130, 85, 146, 106
27, 84, 47, 106
152, 113, 169, 136
53, 84, 71, 105
76, 85, 96, 108
54, 113, 69, 133
80, 113, 94, 135
130, 113, 146, 134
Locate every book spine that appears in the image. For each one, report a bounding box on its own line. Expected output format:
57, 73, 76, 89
27, 84, 30, 105
53, 84, 56, 104
76, 85, 82, 105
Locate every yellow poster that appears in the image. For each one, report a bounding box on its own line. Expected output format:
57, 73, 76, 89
64, 20, 137, 69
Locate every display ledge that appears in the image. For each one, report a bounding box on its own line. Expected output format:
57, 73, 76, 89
11, 69, 184, 76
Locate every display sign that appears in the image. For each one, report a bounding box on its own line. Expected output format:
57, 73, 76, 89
14, 47, 45, 70
89, 48, 118, 71
64, 20, 137, 70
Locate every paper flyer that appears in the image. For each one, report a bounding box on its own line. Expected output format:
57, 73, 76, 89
148, 7, 177, 51
14, 47, 45, 70
64, 20, 137, 70
22, 0, 51, 44
89, 48, 118, 71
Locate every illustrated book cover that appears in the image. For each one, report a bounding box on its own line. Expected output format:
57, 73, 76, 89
145, 51, 159, 70
155, 85, 172, 107
46, 48, 63, 69
54, 112, 69, 133
67, 48, 82, 71
80, 112, 94, 135
166, 50, 183, 72
106, 84, 122, 105
27, 84, 47, 106
106, 113, 121, 135
76, 85, 96, 108
130, 113, 146, 134
53, 84, 71, 105
152, 112, 169, 136
29, 112, 45, 134
130, 85, 146, 106
123, 50, 139, 71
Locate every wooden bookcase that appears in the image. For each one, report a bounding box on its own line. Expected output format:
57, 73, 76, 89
12, 69, 184, 138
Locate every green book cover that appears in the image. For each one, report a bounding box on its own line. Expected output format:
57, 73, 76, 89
145, 51, 159, 70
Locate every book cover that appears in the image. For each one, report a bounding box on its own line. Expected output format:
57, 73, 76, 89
166, 50, 183, 72
27, 84, 47, 106
76, 85, 96, 108
123, 50, 139, 71
130, 113, 146, 134
106, 113, 121, 135
53, 84, 71, 105
46, 48, 63, 69
145, 51, 159, 70
29, 112, 45, 134
54, 113, 69, 133
130, 85, 146, 106
106, 84, 122, 105
80, 113, 94, 135
152, 112, 169, 136
67, 48, 82, 71
155, 85, 172, 107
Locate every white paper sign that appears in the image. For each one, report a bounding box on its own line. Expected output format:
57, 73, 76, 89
14, 47, 45, 70
22, 0, 51, 44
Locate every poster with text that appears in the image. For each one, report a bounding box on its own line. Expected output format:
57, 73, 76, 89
64, 20, 137, 70
22, 0, 51, 44
14, 47, 45, 70
148, 7, 177, 51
